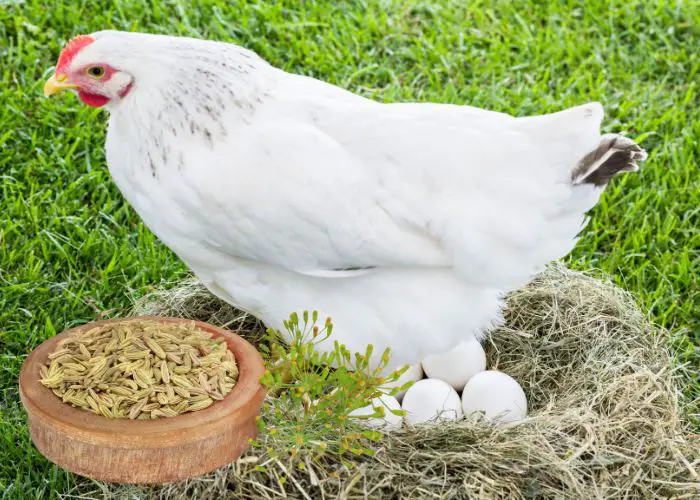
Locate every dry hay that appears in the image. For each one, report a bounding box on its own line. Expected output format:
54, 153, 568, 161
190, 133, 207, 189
72, 265, 698, 499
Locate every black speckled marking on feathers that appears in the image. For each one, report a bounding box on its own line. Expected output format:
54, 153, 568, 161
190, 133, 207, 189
172, 95, 186, 111
202, 128, 213, 148
147, 152, 156, 178
334, 267, 376, 272
572, 135, 647, 187
177, 151, 185, 171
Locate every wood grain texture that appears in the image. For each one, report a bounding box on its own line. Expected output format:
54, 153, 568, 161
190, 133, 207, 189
19, 316, 267, 484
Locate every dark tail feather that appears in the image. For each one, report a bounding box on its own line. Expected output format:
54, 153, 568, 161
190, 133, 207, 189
571, 134, 647, 187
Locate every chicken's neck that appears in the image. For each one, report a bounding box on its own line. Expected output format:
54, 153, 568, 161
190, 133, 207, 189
107, 43, 275, 181
111, 40, 273, 141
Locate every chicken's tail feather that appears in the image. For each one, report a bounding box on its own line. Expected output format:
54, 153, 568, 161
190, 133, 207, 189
571, 134, 647, 186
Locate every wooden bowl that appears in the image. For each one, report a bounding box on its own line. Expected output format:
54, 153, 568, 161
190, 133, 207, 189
19, 316, 267, 484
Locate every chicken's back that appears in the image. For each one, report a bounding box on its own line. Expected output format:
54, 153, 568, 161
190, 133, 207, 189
277, 98, 611, 290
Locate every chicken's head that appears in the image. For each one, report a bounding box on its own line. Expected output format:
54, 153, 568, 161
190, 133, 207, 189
44, 34, 134, 108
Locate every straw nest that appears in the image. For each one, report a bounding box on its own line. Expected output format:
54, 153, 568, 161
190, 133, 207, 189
84, 264, 698, 499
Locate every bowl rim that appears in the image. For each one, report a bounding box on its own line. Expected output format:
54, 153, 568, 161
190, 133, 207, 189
19, 316, 267, 449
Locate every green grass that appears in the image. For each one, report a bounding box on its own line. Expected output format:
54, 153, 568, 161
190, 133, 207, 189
1, 0, 698, 497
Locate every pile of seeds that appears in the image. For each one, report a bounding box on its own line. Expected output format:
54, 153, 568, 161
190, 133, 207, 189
39, 320, 238, 419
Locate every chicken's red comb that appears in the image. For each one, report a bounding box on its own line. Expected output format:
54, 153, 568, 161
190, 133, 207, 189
57, 34, 95, 71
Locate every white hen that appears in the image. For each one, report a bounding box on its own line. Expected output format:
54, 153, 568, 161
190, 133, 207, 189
45, 31, 646, 369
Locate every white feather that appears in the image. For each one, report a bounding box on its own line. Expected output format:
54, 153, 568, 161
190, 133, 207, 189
69, 31, 634, 370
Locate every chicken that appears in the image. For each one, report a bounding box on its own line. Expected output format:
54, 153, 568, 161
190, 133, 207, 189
44, 31, 646, 370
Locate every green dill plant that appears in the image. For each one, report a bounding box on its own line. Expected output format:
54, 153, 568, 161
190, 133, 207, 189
251, 311, 411, 466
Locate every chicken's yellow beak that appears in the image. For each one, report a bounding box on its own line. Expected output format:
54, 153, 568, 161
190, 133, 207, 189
43, 73, 78, 97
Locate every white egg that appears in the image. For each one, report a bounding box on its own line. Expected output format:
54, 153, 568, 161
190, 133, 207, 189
349, 394, 403, 428
380, 363, 424, 402
401, 379, 463, 425
461, 371, 527, 425
421, 338, 486, 391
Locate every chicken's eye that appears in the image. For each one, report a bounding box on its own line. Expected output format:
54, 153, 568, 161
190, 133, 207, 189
86, 66, 105, 79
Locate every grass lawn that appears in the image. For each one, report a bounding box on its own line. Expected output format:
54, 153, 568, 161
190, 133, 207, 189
1, 0, 698, 497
